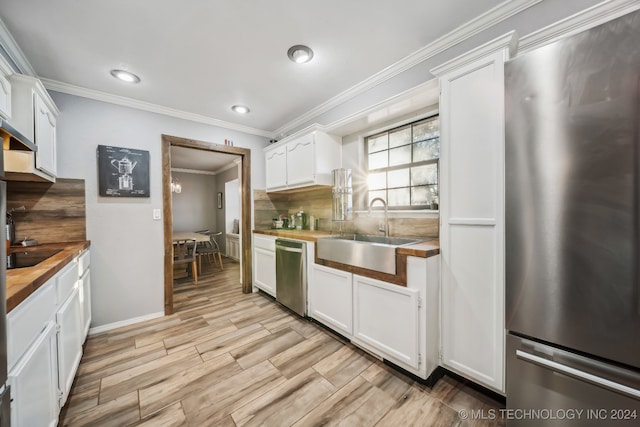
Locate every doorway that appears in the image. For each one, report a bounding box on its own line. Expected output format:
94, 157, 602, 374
162, 134, 253, 315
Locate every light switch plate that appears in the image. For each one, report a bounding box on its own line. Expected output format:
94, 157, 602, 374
153, 209, 161, 220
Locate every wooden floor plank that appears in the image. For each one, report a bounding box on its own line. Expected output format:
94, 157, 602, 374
63, 390, 140, 427
312, 344, 375, 389
99, 347, 202, 404
231, 368, 336, 427
138, 352, 241, 418
230, 327, 306, 369
181, 360, 286, 425
269, 332, 344, 379
375, 386, 462, 427
134, 402, 187, 427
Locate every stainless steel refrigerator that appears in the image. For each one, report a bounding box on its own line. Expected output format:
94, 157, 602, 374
505, 9, 640, 426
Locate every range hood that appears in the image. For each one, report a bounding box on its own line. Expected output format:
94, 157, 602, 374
0, 119, 37, 152
1, 119, 54, 182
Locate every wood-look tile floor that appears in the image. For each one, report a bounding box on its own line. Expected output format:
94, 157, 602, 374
60, 258, 505, 427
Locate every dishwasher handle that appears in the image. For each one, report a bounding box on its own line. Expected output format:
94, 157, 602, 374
275, 243, 303, 253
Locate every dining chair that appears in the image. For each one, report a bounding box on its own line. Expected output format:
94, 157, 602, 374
173, 238, 198, 285
197, 231, 223, 272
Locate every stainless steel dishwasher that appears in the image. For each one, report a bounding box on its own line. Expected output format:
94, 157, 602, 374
275, 238, 306, 316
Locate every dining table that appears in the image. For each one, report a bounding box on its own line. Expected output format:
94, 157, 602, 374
172, 231, 213, 275
172, 231, 211, 243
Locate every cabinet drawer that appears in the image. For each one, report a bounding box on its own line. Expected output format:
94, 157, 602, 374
254, 234, 275, 251
57, 260, 79, 305
77, 249, 90, 276
7, 281, 56, 370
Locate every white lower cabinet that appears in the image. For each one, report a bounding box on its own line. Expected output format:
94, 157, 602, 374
308, 256, 440, 380
309, 264, 353, 337
253, 234, 276, 297
9, 321, 58, 427
353, 275, 420, 370
56, 286, 83, 408
79, 269, 92, 340
7, 247, 91, 425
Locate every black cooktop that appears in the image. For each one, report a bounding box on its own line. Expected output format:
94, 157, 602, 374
7, 249, 62, 269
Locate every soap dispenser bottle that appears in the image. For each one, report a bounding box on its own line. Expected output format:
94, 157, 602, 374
296, 209, 304, 230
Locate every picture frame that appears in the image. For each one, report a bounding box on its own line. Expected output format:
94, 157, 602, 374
97, 145, 150, 197
217, 192, 223, 209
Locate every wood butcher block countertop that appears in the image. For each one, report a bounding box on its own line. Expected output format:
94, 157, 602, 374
6, 241, 90, 313
253, 229, 333, 242
253, 229, 439, 258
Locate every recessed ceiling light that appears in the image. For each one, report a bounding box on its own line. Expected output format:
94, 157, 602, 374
287, 45, 314, 64
231, 105, 250, 114
110, 69, 140, 83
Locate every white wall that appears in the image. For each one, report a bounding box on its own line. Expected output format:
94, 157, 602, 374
51, 92, 268, 328
225, 179, 240, 234
171, 171, 218, 232
216, 165, 240, 254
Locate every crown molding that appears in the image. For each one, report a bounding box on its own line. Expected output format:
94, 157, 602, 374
0, 16, 36, 76
272, 0, 542, 137
41, 78, 274, 138
517, 0, 640, 54
430, 31, 517, 76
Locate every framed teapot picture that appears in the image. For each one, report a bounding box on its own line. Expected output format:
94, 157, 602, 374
97, 145, 150, 197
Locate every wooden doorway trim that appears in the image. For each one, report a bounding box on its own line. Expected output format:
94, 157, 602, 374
162, 134, 253, 315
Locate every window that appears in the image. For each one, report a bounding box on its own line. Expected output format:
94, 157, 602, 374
365, 115, 439, 210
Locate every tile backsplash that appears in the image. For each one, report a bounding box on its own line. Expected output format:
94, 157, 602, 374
254, 188, 438, 238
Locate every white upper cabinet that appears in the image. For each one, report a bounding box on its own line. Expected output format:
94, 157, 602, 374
264, 128, 341, 192
431, 32, 516, 394
285, 133, 315, 186
0, 56, 11, 120
34, 93, 57, 176
265, 144, 287, 191
6, 74, 59, 181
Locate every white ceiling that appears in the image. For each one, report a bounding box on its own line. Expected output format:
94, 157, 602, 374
0, 0, 504, 136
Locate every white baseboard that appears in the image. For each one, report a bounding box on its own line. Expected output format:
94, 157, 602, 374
88, 311, 165, 335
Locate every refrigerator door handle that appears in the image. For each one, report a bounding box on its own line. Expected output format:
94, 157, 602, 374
516, 349, 640, 400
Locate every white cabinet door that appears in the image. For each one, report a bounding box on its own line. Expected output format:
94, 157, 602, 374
34, 93, 57, 176
309, 264, 353, 336
353, 275, 420, 370
56, 286, 83, 408
79, 269, 91, 341
286, 134, 315, 186
9, 321, 59, 427
254, 247, 276, 297
265, 145, 287, 191
0, 72, 11, 120
432, 35, 513, 393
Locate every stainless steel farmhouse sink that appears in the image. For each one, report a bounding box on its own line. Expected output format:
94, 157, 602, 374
316, 234, 425, 275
